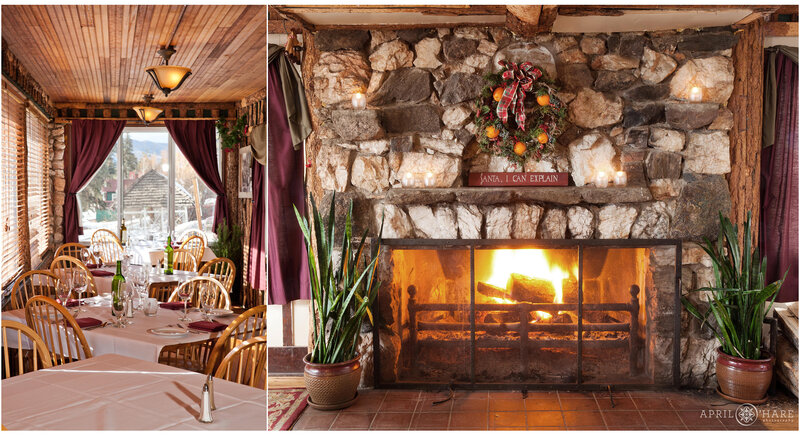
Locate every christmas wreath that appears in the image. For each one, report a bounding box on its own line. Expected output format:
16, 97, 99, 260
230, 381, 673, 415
474, 60, 567, 164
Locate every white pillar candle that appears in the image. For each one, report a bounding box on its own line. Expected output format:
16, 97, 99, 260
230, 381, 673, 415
351, 92, 366, 109
688, 86, 703, 102
423, 171, 435, 188
401, 172, 415, 188
594, 171, 609, 188
614, 171, 628, 186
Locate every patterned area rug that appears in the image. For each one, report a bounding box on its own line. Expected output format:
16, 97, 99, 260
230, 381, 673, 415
268, 388, 309, 431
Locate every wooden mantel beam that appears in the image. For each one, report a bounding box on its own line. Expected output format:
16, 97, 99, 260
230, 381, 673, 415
505, 5, 558, 37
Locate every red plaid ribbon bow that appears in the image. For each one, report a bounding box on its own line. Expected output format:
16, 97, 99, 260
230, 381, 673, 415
495, 61, 543, 131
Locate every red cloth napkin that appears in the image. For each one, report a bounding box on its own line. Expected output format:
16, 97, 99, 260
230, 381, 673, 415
91, 270, 114, 277
59, 299, 80, 307
188, 321, 227, 332
159, 302, 187, 310
85, 263, 100, 269
74, 317, 102, 329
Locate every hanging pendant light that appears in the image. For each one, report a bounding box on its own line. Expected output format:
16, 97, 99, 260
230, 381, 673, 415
145, 47, 192, 97
133, 94, 163, 125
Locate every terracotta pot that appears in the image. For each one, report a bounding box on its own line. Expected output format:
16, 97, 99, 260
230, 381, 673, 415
303, 353, 361, 410
716, 347, 774, 402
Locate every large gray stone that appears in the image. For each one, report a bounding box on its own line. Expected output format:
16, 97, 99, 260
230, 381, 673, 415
540, 209, 567, 239
312, 51, 372, 106
316, 144, 354, 192
708, 107, 734, 131
649, 178, 686, 200
413, 37, 442, 69
649, 128, 685, 152
370, 40, 414, 71
623, 84, 670, 102
419, 137, 464, 156
439, 73, 484, 105
376, 204, 414, 238
442, 37, 478, 62
597, 205, 638, 239
456, 204, 483, 239
683, 131, 731, 175
665, 103, 719, 130
442, 104, 472, 130
606, 33, 646, 58
567, 206, 594, 239
331, 110, 384, 140
381, 104, 440, 133
622, 103, 663, 128
397, 28, 436, 44
395, 152, 461, 187
351, 155, 390, 193
677, 31, 737, 53
315, 30, 369, 52
640, 47, 677, 84
408, 205, 458, 239
558, 63, 594, 92
557, 47, 587, 64
568, 89, 623, 129
671, 174, 732, 239
631, 202, 671, 238
369, 68, 432, 105
493, 42, 557, 79
591, 54, 639, 71
594, 71, 637, 91
646, 150, 683, 179
670, 56, 734, 104
568, 132, 616, 187
513, 203, 544, 239
580, 36, 606, 55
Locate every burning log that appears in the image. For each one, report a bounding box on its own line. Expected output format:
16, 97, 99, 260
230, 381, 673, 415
476, 282, 515, 301
563, 277, 579, 303
552, 312, 573, 323
507, 273, 556, 303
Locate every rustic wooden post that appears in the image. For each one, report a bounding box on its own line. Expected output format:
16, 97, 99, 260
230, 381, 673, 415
300, 29, 324, 205
728, 18, 765, 245
629, 284, 640, 375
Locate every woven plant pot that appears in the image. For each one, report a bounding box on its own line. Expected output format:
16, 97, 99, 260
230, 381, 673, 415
303, 353, 361, 410
716, 347, 774, 403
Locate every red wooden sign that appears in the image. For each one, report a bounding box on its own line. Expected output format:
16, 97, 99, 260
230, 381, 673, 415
468, 172, 569, 187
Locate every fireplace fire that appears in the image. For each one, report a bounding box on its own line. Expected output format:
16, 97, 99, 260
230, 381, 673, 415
374, 240, 681, 389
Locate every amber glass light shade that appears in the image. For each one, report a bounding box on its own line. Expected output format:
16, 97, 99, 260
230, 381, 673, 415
133, 106, 163, 125
145, 65, 192, 97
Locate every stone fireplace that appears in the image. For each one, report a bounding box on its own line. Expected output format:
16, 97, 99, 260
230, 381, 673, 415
373, 240, 680, 389
305, 25, 736, 389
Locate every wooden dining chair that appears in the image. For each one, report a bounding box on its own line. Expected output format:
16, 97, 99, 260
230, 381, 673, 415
90, 229, 124, 264
172, 249, 198, 272
54, 243, 93, 264
148, 281, 178, 302
50, 255, 98, 297
198, 257, 236, 295
204, 305, 266, 376
9, 270, 60, 310
24, 296, 93, 366
179, 228, 207, 245
167, 277, 230, 309
2, 320, 53, 378
213, 336, 266, 389
179, 235, 205, 267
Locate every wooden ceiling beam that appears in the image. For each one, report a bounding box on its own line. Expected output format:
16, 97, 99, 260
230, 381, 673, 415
558, 5, 782, 16
270, 6, 315, 32
505, 5, 558, 37
273, 5, 507, 16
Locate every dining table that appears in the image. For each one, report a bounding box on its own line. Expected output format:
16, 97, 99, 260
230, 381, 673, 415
1, 294, 234, 362
1, 353, 266, 430
89, 265, 197, 295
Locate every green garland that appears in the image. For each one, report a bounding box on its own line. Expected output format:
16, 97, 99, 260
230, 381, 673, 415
473, 64, 567, 164
216, 116, 248, 151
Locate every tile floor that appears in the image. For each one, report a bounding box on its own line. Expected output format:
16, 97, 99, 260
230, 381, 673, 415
291, 389, 799, 431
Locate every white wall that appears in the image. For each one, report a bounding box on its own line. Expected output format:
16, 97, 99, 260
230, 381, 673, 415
267, 301, 310, 347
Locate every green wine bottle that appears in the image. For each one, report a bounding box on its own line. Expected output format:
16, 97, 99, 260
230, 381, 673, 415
111, 260, 125, 316
120, 218, 127, 247
165, 235, 174, 275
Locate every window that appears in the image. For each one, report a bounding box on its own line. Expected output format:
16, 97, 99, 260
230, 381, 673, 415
27, 109, 51, 268
1, 86, 25, 287
77, 126, 218, 246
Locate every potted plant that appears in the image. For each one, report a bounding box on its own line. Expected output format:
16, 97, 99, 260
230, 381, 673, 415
293, 194, 383, 410
682, 211, 785, 403
216, 116, 247, 152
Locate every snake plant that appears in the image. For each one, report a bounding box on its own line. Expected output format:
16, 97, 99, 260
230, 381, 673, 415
682, 211, 785, 360
294, 193, 383, 364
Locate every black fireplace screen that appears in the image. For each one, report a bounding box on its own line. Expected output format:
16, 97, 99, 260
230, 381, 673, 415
373, 239, 681, 390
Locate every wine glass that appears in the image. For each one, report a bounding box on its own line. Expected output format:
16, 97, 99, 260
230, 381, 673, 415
176, 282, 193, 322
55, 279, 73, 314
72, 271, 88, 313
198, 283, 216, 322
91, 245, 103, 268
81, 247, 93, 267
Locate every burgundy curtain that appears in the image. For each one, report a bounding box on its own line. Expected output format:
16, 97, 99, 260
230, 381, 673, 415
760, 51, 798, 302
164, 120, 229, 230
268, 61, 310, 304
247, 160, 266, 291
64, 120, 126, 242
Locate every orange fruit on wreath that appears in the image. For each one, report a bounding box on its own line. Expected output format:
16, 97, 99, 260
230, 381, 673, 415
537, 132, 549, 144
485, 125, 500, 139
513, 141, 527, 156
493, 87, 505, 102
536, 94, 550, 106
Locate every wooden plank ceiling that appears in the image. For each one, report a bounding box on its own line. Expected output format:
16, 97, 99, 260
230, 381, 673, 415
2, 5, 266, 104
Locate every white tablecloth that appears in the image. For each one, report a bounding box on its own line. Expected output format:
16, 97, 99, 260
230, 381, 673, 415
2, 296, 228, 362
1, 353, 266, 430
91, 266, 198, 294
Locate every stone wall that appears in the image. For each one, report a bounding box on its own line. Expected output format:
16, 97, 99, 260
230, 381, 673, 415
307, 26, 735, 388
50, 122, 67, 248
